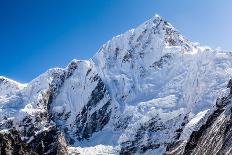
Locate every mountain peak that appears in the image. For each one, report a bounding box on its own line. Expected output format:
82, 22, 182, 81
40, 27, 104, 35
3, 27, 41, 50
1, 14, 232, 155
142, 14, 173, 30
94, 14, 193, 63
147, 14, 163, 25
154, 14, 162, 20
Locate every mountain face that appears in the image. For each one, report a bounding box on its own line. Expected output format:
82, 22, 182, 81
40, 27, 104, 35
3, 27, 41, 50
1, 15, 232, 155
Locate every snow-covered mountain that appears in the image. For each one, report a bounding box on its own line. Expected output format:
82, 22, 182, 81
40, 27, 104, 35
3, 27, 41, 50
1, 15, 232, 155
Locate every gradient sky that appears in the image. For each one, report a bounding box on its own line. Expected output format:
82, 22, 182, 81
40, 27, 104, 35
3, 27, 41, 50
1, 0, 232, 83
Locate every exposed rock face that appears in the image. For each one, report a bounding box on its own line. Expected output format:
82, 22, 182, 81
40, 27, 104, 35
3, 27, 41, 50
1, 15, 232, 155
49, 60, 114, 144
120, 117, 165, 154
0, 126, 67, 155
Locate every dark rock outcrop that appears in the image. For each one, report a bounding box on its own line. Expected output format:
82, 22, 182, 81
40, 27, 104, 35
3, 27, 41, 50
120, 117, 166, 154
0, 126, 67, 155
73, 78, 112, 140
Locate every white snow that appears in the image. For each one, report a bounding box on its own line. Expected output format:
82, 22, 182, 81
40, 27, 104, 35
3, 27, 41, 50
68, 145, 117, 155
180, 109, 209, 140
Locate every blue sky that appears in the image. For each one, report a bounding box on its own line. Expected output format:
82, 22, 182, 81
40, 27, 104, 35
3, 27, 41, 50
1, 0, 232, 82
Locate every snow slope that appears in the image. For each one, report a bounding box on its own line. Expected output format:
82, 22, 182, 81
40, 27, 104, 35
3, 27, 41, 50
1, 15, 232, 155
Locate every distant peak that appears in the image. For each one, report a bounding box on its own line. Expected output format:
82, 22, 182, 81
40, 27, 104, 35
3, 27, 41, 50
0, 76, 27, 88
0, 76, 7, 81
0, 76, 17, 83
